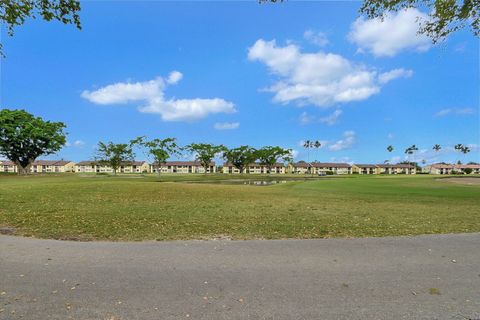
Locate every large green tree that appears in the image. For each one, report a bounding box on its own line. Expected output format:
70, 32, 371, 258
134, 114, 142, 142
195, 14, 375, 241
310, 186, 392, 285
360, 0, 479, 42
134, 136, 180, 175
185, 143, 226, 174
0, 0, 81, 55
256, 146, 292, 174
264, 0, 479, 42
95, 141, 135, 175
223, 146, 257, 174
0, 109, 66, 174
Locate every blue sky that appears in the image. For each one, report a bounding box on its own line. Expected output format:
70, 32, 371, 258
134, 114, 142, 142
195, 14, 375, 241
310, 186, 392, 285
1, 1, 478, 164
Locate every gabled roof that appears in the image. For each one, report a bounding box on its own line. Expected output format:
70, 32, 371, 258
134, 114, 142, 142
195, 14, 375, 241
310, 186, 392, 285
311, 162, 351, 168
76, 160, 147, 166
353, 164, 378, 168
154, 161, 215, 166
377, 164, 414, 168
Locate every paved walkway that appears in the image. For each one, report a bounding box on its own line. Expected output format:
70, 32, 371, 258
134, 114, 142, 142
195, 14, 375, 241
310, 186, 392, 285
1, 233, 479, 320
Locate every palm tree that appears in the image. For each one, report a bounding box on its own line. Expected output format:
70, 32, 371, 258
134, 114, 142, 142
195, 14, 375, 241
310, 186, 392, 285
405, 144, 419, 172
387, 145, 394, 153
433, 144, 441, 152
303, 140, 311, 173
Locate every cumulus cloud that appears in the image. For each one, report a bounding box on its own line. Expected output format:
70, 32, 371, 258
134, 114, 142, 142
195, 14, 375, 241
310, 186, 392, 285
434, 108, 476, 117
214, 122, 240, 130
348, 8, 431, 57
248, 39, 410, 108
328, 131, 356, 151
82, 72, 236, 122
304, 30, 329, 47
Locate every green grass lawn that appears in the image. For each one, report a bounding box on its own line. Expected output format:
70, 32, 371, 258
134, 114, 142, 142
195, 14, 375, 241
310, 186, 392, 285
0, 173, 479, 241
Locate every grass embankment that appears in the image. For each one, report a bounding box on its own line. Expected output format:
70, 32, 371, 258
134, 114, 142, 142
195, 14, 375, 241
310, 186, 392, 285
0, 174, 479, 241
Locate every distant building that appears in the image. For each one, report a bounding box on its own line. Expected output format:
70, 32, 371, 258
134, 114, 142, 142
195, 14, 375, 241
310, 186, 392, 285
351, 164, 378, 175
0, 160, 75, 173
376, 164, 416, 175
75, 161, 149, 173
423, 164, 455, 175
222, 163, 286, 174
424, 163, 480, 174
151, 161, 216, 174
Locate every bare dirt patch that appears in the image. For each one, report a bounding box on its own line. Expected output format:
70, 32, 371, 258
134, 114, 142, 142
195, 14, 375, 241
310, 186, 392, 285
438, 177, 480, 185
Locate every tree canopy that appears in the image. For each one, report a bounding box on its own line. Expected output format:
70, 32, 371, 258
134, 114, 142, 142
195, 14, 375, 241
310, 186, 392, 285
185, 143, 226, 173
0, 0, 81, 55
360, 0, 479, 43
223, 146, 258, 174
95, 141, 135, 175
256, 146, 292, 173
134, 136, 180, 175
0, 109, 66, 174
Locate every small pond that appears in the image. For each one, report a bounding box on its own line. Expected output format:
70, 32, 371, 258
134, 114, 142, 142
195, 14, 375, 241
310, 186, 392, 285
182, 178, 335, 186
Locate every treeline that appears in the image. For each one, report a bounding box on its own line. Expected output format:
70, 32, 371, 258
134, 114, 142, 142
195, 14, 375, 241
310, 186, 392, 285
97, 137, 292, 175
0, 109, 292, 175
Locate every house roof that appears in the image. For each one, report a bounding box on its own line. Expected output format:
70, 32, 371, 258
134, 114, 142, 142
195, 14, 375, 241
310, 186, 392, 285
455, 164, 480, 169
377, 164, 414, 168
429, 164, 455, 169
311, 162, 351, 168
223, 162, 284, 167
154, 161, 215, 166
1, 160, 74, 166
76, 160, 147, 166
354, 164, 378, 168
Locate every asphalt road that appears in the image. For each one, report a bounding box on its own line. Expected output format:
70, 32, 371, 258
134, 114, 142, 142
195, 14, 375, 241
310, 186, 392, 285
1, 234, 479, 320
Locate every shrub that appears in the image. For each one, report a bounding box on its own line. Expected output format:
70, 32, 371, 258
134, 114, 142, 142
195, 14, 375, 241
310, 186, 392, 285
325, 170, 334, 175
464, 168, 473, 174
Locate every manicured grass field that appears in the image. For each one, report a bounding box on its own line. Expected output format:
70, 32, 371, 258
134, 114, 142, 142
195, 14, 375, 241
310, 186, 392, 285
0, 174, 479, 241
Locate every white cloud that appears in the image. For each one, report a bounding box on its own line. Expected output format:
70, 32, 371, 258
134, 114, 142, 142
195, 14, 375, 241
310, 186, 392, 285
66, 140, 85, 148
328, 131, 356, 151
387, 133, 394, 139
214, 122, 240, 130
378, 68, 413, 84
348, 8, 431, 57
299, 112, 316, 125
304, 30, 329, 47
248, 39, 408, 108
319, 109, 343, 126
166, 71, 183, 84
82, 72, 236, 122
435, 108, 476, 117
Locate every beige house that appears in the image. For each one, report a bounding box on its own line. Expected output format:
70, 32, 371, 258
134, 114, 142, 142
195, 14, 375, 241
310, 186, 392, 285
376, 164, 416, 174
423, 164, 455, 175
352, 164, 378, 174
455, 164, 480, 174
75, 161, 150, 173
288, 161, 311, 174
151, 161, 216, 174
312, 162, 352, 175
0, 160, 75, 173
222, 163, 286, 174
31, 160, 76, 173
0, 160, 18, 173
424, 163, 480, 174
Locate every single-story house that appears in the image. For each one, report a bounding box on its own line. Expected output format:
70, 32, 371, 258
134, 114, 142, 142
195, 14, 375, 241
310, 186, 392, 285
151, 161, 216, 174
